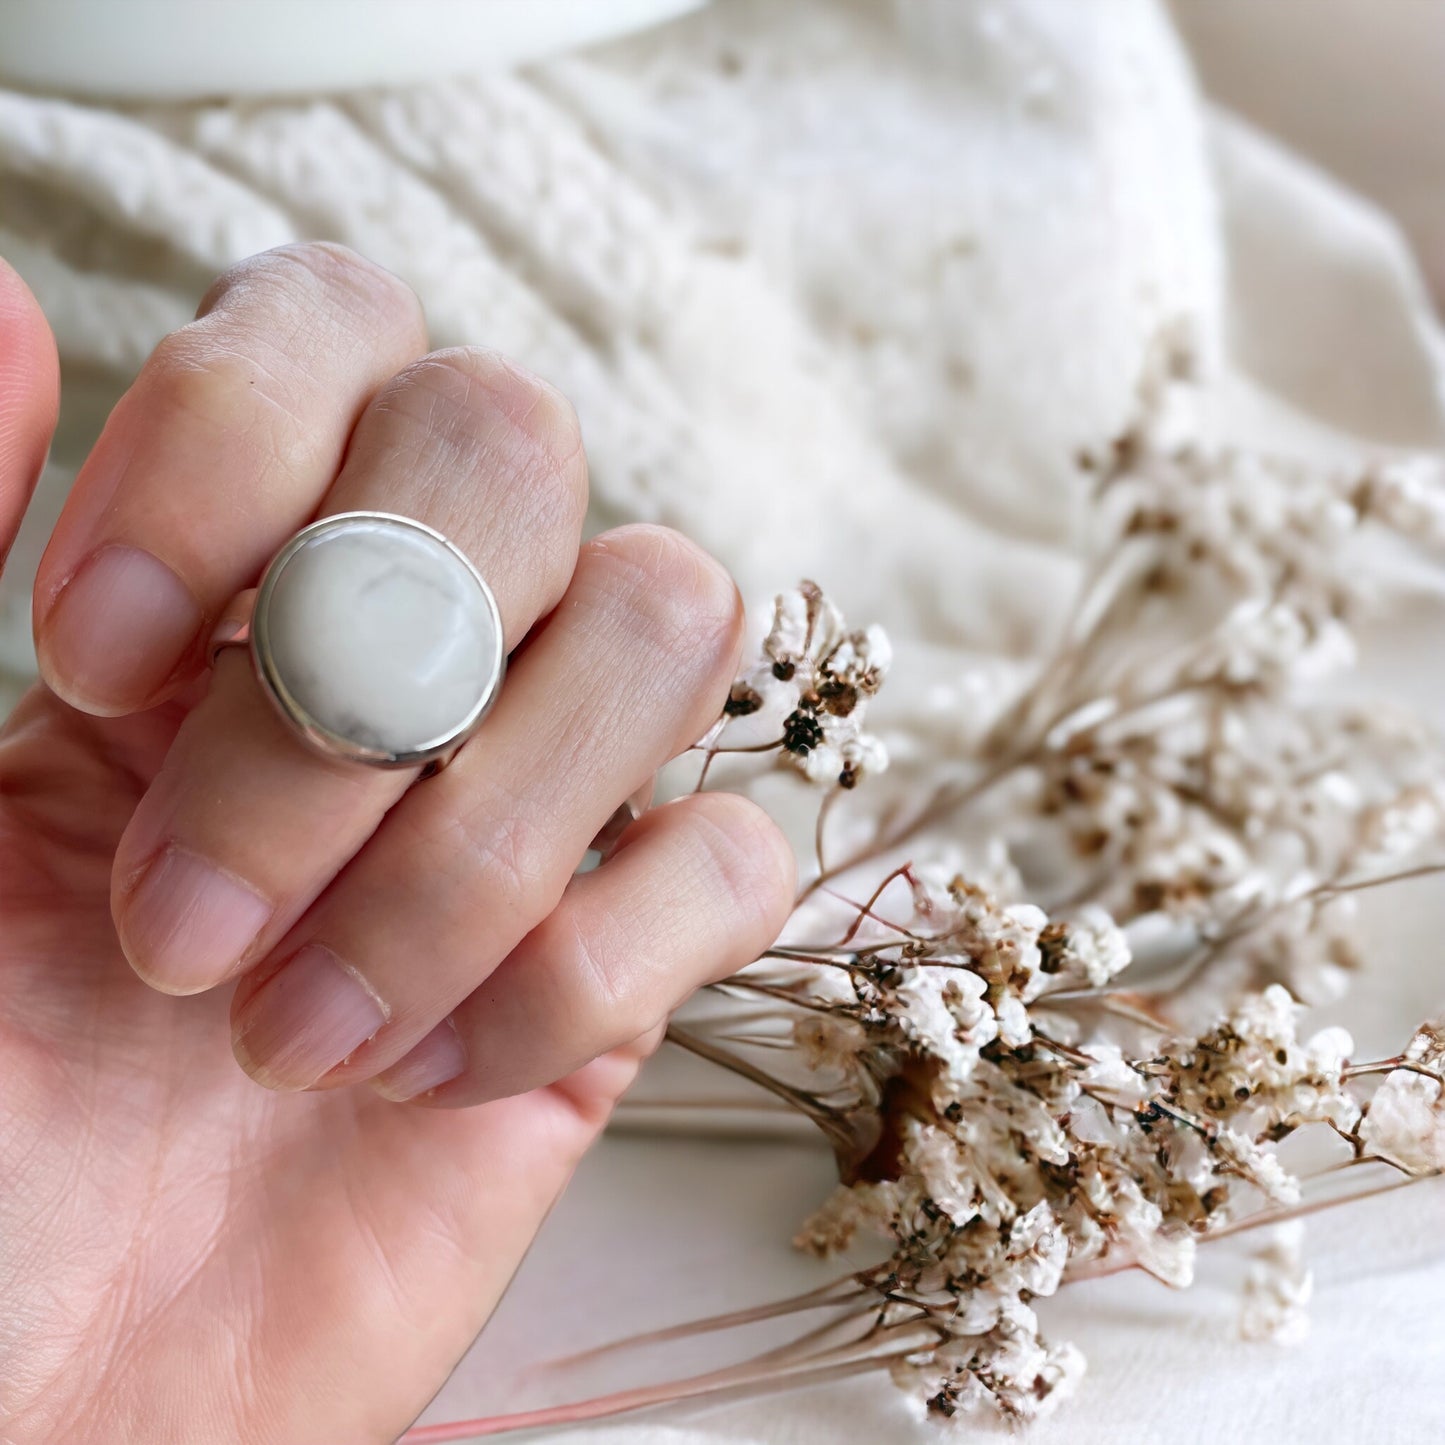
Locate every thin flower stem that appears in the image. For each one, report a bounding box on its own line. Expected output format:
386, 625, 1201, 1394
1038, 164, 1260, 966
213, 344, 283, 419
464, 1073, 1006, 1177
545, 1276, 870, 1370
1062, 1171, 1442, 1285
693, 737, 786, 793
665, 1024, 852, 1150
399, 1350, 912, 1442
1036, 990, 1171, 1029
835, 865, 919, 946
613, 1095, 801, 1113
1315, 861, 1445, 899
1204, 1170, 1440, 1242
795, 761, 1020, 905
1344, 1058, 1444, 1083
711, 977, 842, 1014
1304, 1152, 1418, 1179
793, 669, 1221, 909
1144, 860, 1445, 1002
694, 738, 790, 757
814, 784, 841, 880
761, 947, 860, 965
1031, 1032, 1094, 1067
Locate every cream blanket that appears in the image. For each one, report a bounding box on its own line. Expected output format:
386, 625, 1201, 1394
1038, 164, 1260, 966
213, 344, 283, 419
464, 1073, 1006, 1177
1, 1, 1442, 1439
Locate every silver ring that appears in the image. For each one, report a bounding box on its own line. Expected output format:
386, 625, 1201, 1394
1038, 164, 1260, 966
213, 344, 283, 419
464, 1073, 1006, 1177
210, 511, 505, 772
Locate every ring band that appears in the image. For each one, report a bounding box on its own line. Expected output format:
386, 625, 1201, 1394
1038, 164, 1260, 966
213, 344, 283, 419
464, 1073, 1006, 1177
210, 511, 505, 771
209, 512, 654, 851
207, 588, 257, 666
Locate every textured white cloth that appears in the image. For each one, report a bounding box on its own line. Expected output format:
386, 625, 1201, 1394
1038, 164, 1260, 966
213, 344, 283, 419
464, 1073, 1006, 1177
1, 2, 1442, 1441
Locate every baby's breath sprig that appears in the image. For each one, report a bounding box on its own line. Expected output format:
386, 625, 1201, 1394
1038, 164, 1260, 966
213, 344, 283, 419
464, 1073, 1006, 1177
691, 578, 892, 795
433, 348, 1445, 1440
644, 339, 1445, 1427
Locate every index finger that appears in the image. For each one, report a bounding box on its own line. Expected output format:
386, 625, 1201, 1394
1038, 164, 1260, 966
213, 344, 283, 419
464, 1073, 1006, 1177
32, 243, 427, 717
0, 258, 60, 573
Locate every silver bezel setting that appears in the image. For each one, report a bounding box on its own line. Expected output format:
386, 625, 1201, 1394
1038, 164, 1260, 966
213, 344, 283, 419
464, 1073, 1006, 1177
249, 511, 506, 770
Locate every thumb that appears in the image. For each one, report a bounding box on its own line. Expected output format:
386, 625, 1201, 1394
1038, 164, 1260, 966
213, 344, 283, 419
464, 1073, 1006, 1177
0, 257, 60, 573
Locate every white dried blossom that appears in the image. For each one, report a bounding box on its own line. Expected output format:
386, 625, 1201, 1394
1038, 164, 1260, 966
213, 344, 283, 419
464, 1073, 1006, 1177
1005, 1202, 1070, 1298
1240, 1222, 1313, 1345
904, 1120, 980, 1226
798, 725, 891, 787
1402, 1016, 1445, 1069
793, 1181, 900, 1256
1165, 985, 1361, 1134
1133, 1225, 1198, 1291
792, 1012, 867, 1073
1189, 599, 1355, 689
891, 1297, 1085, 1424
894, 966, 995, 1082
1076, 1043, 1153, 1108
1212, 1128, 1301, 1207
1357, 455, 1445, 546
1039, 905, 1132, 988
718, 582, 892, 791
1361, 1069, 1445, 1174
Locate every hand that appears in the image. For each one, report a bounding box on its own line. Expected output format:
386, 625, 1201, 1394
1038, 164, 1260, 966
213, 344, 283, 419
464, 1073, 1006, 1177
0, 247, 794, 1443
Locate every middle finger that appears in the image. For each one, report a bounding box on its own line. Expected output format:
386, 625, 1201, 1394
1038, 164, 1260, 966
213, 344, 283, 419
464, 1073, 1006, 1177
111, 347, 587, 994
230, 524, 744, 1093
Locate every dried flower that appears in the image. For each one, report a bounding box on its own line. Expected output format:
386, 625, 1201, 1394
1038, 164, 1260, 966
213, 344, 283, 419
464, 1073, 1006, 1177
648, 348, 1445, 1427
1240, 1222, 1313, 1345
697, 581, 891, 792
486, 347, 1445, 1440
1359, 1020, 1445, 1174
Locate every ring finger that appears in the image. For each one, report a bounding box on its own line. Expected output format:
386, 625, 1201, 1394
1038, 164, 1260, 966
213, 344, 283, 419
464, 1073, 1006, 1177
110, 344, 588, 994
33, 243, 429, 715
228, 524, 747, 1092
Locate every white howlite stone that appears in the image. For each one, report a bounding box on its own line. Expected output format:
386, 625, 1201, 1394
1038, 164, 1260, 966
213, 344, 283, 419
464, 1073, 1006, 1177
261, 517, 501, 759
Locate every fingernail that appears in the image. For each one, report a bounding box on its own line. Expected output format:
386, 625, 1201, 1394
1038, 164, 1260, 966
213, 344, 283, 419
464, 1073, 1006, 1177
233, 945, 387, 1091
39, 544, 201, 714
372, 1020, 467, 1103
118, 846, 273, 994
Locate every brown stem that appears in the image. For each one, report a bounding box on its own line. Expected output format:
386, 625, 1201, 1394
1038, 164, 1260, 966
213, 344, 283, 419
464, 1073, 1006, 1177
1344, 1058, 1444, 1084
1316, 861, 1445, 899
545, 1275, 870, 1371
796, 760, 1021, 905
693, 736, 787, 793
665, 1024, 854, 1152
1204, 1169, 1440, 1242
814, 783, 841, 881
399, 1349, 912, 1442
613, 1094, 801, 1113
836, 863, 919, 946
711, 976, 843, 1014
1149, 860, 1445, 1002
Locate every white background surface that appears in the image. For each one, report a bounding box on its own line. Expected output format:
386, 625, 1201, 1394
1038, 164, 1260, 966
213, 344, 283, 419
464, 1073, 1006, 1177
0, 2, 1442, 1441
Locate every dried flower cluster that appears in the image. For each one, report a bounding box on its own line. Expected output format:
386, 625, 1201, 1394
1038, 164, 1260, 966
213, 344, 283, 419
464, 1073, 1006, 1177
456, 350, 1445, 1439
708, 578, 891, 791
650, 347, 1445, 1426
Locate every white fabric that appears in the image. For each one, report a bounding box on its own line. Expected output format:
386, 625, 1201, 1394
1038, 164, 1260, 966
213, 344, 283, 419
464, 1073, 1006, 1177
1172, 0, 1445, 303
0, 1, 1442, 1440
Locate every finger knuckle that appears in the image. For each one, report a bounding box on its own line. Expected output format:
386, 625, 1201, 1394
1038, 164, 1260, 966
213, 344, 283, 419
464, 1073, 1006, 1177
444, 798, 557, 930
200, 243, 425, 347
530, 905, 639, 1040
383, 347, 588, 528
144, 329, 249, 414
678, 793, 797, 939
139, 331, 315, 478
582, 525, 743, 672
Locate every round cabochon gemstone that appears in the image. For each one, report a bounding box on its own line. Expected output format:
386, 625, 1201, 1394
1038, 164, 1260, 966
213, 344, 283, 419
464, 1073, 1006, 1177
259, 515, 502, 760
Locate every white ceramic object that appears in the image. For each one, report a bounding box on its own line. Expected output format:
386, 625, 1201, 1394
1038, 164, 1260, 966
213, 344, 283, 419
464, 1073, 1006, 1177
255, 513, 504, 766
0, 0, 706, 98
